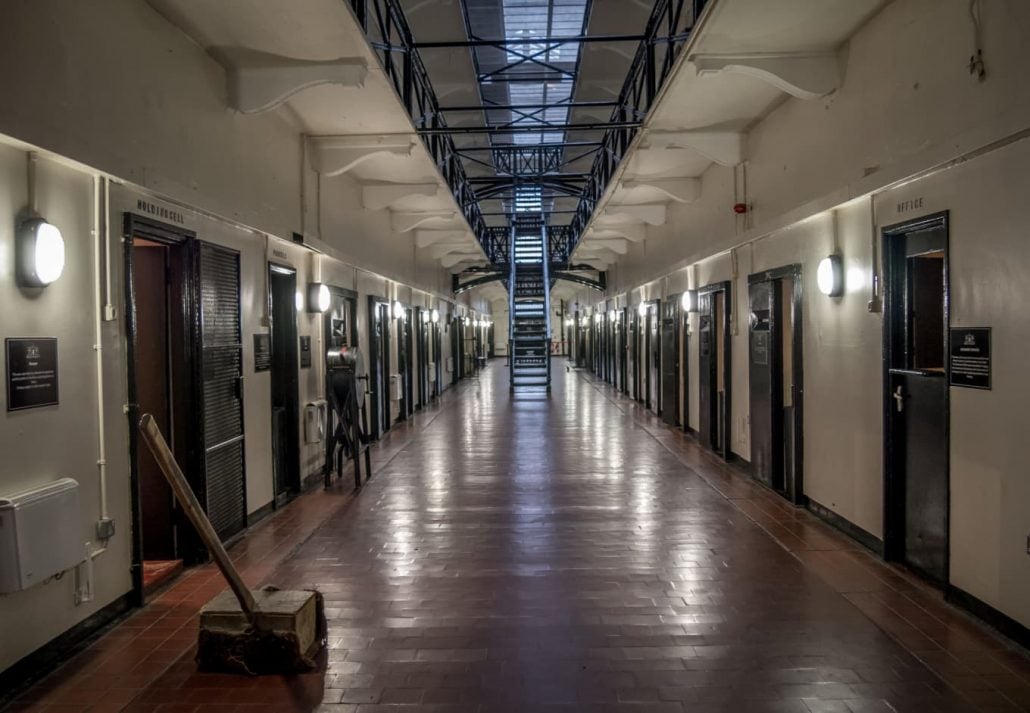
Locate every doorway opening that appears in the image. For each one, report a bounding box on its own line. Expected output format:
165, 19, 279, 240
367, 296, 390, 439
698, 282, 732, 458
883, 212, 950, 584
125, 215, 247, 602
748, 265, 804, 503
680, 306, 690, 432
661, 297, 680, 426
268, 265, 300, 504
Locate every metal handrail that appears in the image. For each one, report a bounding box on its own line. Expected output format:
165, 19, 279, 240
347, 0, 710, 273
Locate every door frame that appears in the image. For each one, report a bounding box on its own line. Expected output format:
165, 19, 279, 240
366, 295, 390, 439
747, 264, 805, 503
661, 294, 681, 426
881, 211, 951, 576
681, 307, 691, 433
698, 281, 732, 459
268, 262, 301, 502
123, 214, 198, 603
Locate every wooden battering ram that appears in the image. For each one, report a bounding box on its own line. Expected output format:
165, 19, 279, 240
139, 414, 326, 674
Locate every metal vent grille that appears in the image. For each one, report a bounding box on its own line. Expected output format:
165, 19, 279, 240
197, 242, 246, 541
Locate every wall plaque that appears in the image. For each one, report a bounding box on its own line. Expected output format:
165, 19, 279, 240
253, 333, 271, 372
300, 336, 312, 369
949, 327, 991, 390
6, 338, 59, 411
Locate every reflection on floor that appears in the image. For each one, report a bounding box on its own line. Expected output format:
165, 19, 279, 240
142, 561, 183, 596
5, 361, 1030, 712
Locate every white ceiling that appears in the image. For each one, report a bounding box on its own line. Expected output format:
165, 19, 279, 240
148, 0, 485, 271
573, 0, 890, 267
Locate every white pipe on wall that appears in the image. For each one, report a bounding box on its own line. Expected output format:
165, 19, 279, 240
92, 175, 110, 526
103, 178, 114, 321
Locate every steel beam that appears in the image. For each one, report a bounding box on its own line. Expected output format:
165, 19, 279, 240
414, 34, 646, 49
419, 122, 640, 136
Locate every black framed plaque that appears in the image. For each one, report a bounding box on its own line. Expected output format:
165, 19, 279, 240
949, 327, 991, 390
253, 333, 272, 372
300, 336, 312, 369
6, 337, 59, 411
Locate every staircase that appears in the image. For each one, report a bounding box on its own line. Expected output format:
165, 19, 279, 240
508, 222, 552, 392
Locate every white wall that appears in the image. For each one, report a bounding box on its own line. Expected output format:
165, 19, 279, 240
582, 0, 1030, 631
0, 0, 488, 673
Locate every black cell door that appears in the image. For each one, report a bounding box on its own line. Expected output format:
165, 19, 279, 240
367, 297, 390, 439
660, 300, 679, 426
749, 280, 782, 490
698, 293, 715, 449
269, 266, 299, 500
680, 311, 690, 432
884, 214, 950, 583
698, 284, 731, 457
197, 243, 247, 540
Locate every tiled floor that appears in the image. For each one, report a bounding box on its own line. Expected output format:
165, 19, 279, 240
5, 362, 1030, 712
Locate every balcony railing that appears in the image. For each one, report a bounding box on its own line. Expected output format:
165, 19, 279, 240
348, 0, 711, 273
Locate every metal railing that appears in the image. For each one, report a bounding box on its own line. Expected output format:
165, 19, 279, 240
347, 0, 711, 275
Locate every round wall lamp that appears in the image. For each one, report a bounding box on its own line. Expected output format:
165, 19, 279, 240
637, 302, 648, 317
681, 290, 698, 313
393, 300, 405, 319
608, 310, 617, 322
464, 316, 470, 327
306, 282, 331, 313
594, 312, 602, 324
17, 217, 65, 288
431, 308, 440, 324
421, 310, 430, 324
817, 254, 844, 297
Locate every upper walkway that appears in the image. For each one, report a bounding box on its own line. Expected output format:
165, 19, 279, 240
5, 362, 1029, 712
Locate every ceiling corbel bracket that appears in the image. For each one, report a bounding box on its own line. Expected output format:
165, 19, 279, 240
307, 135, 416, 177
603, 203, 667, 226
621, 177, 701, 203
691, 51, 840, 100
646, 129, 745, 167
391, 210, 458, 233
361, 183, 440, 211
214, 47, 368, 114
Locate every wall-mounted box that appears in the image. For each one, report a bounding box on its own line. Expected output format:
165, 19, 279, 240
0, 478, 84, 593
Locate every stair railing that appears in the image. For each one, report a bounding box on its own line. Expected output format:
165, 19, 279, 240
508, 222, 516, 392
540, 219, 552, 390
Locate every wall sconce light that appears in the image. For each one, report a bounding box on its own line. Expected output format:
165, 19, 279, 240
17, 217, 65, 288
608, 310, 617, 322
464, 316, 470, 327
637, 302, 648, 317
817, 254, 844, 297
431, 308, 440, 324
306, 282, 331, 313
681, 290, 698, 313
473, 318, 480, 328
594, 312, 602, 324
393, 300, 405, 319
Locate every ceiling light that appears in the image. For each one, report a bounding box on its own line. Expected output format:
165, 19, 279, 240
17, 218, 65, 287
817, 254, 844, 297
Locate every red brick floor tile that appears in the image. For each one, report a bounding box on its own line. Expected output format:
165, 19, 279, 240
6, 365, 1030, 712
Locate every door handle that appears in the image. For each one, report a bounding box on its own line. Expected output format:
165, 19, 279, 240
893, 385, 905, 413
